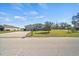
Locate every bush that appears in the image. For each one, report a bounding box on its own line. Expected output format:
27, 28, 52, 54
5, 29, 10, 31
71, 27, 76, 33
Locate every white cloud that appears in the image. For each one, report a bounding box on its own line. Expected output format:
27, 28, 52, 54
11, 4, 28, 16
14, 6, 22, 11
14, 16, 26, 20
0, 12, 11, 18
36, 16, 46, 19
38, 3, 48, 9
5, 18, 11, 22
11, 3, 24, 12
0, 16, 11, 22
29, 11, 38, 15
23, 12, 27, 15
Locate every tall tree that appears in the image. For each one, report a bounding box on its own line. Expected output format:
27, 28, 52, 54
44, 21, 53, 33
72, 13, 79, 25
60, 22, 69, 29
72, 13, 79, 30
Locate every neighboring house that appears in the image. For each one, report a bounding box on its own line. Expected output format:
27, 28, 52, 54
25, 25, 34, 31
3, 25, 20, 31
74, 22, 79, 30
25, 24, 45, 31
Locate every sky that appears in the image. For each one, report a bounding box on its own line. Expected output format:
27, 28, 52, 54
0, 3, 79, 28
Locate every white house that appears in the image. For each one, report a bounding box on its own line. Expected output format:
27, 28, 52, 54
3, 25, 20, 31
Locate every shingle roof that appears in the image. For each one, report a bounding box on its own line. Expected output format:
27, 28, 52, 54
3, 25, 19, 28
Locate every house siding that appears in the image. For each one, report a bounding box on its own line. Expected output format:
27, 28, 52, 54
4, 28, 20, 31
74, 22, 79, 30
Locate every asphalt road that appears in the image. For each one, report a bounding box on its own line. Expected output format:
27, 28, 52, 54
0, 31, 29, 38
0, 32, 79, 56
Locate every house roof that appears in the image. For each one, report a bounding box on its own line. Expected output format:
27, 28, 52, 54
3, 25, 19, 28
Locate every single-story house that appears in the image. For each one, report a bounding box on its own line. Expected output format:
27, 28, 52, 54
25, 24, 45, 31
3, 25, 20, 31
74, 22, 79, 30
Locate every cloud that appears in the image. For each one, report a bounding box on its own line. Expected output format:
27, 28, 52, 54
0, 17, 11, 22
38, 3, 48, 9
14, 6, 22, 11
0, 12, 12, 22
0, 11, 11, 18
11, 4, 27, 16
29, 11, 38, 16
11, 3, 23, 11
36, 16, 46, 19
5, 18, 11, 22
14, 16, 21, 18
14, 16, 26, 20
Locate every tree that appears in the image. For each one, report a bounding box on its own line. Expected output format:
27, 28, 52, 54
32, 23, 44, 31
0, 25, 4, 31
72, 13, 79, 26
25, 24, 34, 31
51, 23, 59, 29
25, 23, 44, 31
44, 21, 53, 33
66, 25, 71, 33
72, 16, 77, 25
72, 13, 79, 31
60, 22, 69, 29
55, 24, 59, 29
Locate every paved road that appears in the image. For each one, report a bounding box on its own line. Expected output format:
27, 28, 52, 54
0, 31, 29, 38
0, 35, 79, 56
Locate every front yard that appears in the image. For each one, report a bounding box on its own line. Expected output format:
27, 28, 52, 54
26, 30, 79, 37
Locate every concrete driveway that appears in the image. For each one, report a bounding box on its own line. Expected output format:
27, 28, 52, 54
0, 36, 79, 56
0, 31, 29, 38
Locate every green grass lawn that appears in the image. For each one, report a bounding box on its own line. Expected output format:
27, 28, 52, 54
26, 30, 79, 37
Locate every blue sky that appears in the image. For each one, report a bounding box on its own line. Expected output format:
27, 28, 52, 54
0, 3, 79, 27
